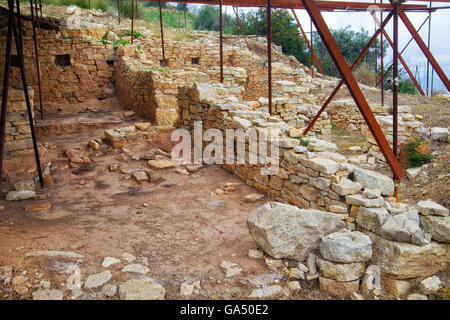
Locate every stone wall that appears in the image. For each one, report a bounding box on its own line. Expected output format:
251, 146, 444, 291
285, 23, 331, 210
328, 99, 426, 149
0, 14, 116, 112
0, 87, 35, 155
176, 82, 449, 297
115, 53, 247, 125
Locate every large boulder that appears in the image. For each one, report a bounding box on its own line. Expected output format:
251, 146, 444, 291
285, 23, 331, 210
247, 202, 345, 261
353, 168, 394, 196
320, 231, 372, 263
368, 232, 449, 279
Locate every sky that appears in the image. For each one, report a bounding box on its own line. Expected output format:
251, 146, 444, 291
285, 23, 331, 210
189, 1, 449, 94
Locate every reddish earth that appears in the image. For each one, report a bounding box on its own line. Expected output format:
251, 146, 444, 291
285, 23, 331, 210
0, 102, 333, 300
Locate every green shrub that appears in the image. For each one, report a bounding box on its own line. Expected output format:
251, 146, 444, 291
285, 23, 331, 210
398, 78, 418, 95
119, 30, 145, 39
404, 137, 433, 168
114, 39, 131, 46
297, 136, 310, 147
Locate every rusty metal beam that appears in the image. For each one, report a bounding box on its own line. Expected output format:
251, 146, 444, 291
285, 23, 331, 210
398, 7, 450, 92
301, 0, 403, 180
371, 11, 425, 96
0, 0, 14, 187
146, 0, 428, 11
380, 0, 384, 105
117, 0, 120, 24
219, 0, 223, 83
159, 0, 166, 62
376, 14, 429, 89
8, 0, 44, 187
131, 0, 134, 44
29, 0, 43, 120
304, 10, 394, 135
267, 0, 272, 115
291, 9, 322, 73
392, 0, 398, 158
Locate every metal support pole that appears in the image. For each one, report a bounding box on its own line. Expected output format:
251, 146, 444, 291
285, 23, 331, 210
267, 0, 272, 115
291, 9, 323, 73
320, 37, 323, 68
376, 15, 429, 88
184, 5, 187, 30
135, 0, 139, 20
380, 0, 384, 105
371, 12, 425, 96
131, 0, 134, 44
393, 1, 399, 158
11, 0, 44, 187
304, 10, 394, 136
426, 0, 432, 96
117, 0, 120, 25
310, 18, 313, 76
159, 0, 165, 63
34, 0, 39, 29
39, 0, 42, 18
393, 0, 399, 201
301, 0, 403, 180
398, 7, 450, 91
30, 0, 43, 120
0, 0, 14, 187
219, 0, 224, 83
374, 1, 378, 86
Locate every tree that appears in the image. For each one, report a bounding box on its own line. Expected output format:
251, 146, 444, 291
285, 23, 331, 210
239, 9, 309, 65
143, 1, 167, 8
193, 5, 235, 34
312, 26, 388, 77
176, 3, 187, 11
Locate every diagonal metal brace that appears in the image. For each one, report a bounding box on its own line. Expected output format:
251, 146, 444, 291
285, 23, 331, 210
301, 0, 404, 180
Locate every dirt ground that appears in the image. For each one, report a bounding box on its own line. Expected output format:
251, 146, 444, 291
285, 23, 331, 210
0, 102, 334, 300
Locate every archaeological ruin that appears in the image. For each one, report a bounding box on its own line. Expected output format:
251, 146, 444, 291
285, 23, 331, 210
0, 1, 449, 302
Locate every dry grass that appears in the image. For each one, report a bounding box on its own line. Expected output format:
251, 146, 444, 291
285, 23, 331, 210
353, 62, 376, 87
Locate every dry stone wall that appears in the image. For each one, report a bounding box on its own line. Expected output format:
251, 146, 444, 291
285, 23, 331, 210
328, 99, 426, 149
177, 82, 449, 297
0, 14, 116, 112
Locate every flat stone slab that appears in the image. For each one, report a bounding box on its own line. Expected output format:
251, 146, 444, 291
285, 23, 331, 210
147, 159, 175, 169
32, 289, 63, 300
84, 270, 112, 289
417, 200, 449, 217
102, 257, 121, 268
119, 278, 165, 300
25, 251, 84, 259
121, 264, 150, 275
